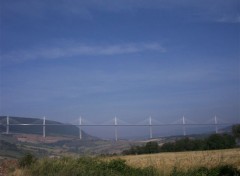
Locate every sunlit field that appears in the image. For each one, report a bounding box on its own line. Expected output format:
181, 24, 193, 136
117, 148, 240, 175
4, 148, 239, 176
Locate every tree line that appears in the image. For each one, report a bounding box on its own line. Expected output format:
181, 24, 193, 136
122, 124, 240, 155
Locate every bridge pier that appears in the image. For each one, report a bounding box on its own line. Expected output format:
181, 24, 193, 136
6, 116, 9, 134
149, 116, 152, 139
214, 116, 218, 134
43, 116, 46, 138
114, 117, 118, 141
79, 116, 82, 140
182, 116, 186, 136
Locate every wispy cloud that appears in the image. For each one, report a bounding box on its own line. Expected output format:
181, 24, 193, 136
216, 15, 240, 23
3, 0, 239, 22
1, 42, 165, 63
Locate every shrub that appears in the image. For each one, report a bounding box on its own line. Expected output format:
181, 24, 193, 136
108, 159, 127, 172
205, 134, 236, 150
25, 157, 157, 176
232, 124, 240, 138
19, 153, 37, 168
145, 142, 160, 153
170, 165, 240, 176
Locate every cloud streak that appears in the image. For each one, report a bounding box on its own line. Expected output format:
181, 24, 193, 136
216, 15, 240, 23
2, 0, 239, 22
1, 42, 165, 63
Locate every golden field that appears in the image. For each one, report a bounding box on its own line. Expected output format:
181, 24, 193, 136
116, 148, 240, 174
4, 148, 240, 176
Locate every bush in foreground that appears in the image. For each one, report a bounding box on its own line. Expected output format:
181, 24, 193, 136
171, 165, 240, 176
19, 153, 37, 168
22, 157, 156, 176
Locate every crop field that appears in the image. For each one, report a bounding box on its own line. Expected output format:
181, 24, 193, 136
3, 148, 240, 176
117, 148, 240, 175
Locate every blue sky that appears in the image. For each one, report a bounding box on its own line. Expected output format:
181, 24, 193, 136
0, 0, 239, 128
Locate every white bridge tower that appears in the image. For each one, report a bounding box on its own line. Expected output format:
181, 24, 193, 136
149, 116, 152, 139
182, 116, 186, 136
43, 116, 46, 138
114, 116, 118, 141
79, 116, 82, 140
6, 116, 9, 134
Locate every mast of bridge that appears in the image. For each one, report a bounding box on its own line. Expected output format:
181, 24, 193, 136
114, 116, 118, 141
182, 116, 186, 136
43, 116, 46, 138
6, 116, 9, 134
214, 115, 218, 134
149, 116, 152, 139
79, 116, 82, 140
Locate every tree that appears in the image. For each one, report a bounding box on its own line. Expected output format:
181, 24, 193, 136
160, 142, 175, 152
232, 124, 240, 138
145, 141, 159, 153
205, 134, 236, 150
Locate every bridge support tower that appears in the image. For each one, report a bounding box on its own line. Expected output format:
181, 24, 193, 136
114, 117, 118, 141
182, 116, 186, 136
6, 116, 9, 134
79, 116, 82, 140
149, 116, 152, 139
214, 116, 218, 134
43, 116, 46, 138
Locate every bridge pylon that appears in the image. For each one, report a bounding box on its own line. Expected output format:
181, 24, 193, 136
79, 116, 82, 140
149, 116, 152, 139
114, 116, 118, 141
6, 116, 9, 134
43, 116, 46, 138
214, 115, 218, 134
182, 116, 186, 136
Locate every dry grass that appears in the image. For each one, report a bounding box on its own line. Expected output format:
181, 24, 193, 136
116, 148, 240, 174
10, 169, 26, 176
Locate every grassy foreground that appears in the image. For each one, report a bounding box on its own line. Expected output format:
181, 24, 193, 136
8, 148, 240, 176
12, 157, 156, 176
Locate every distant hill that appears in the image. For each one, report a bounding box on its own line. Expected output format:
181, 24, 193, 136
0, 116, 97, 140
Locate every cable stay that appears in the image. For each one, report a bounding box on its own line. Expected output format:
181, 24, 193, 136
135, 118, 149, 125
183, 117, 198, 124
116, 118, 131, 125
216, 117, 230, 124
204, 116, 231, 125
151, 118, 164, 125
99, 118, 115, 125
80, 117, 95, 125
171, 118, 183, 125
